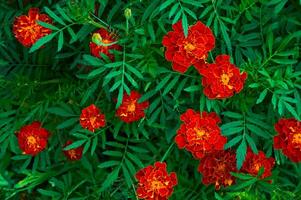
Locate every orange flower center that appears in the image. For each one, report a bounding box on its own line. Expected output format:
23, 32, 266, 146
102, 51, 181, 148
194, 128, 207, 138
217, 163, 226, 172
253, 162, 262, 172
68, 149, 77, 159
224, 178, 233, 186
90, 116, 97, 126
127, 101, 136, 113
150, 179, 166, 191
27, 135, 39, 150
221, 74, 230, 85
184, 42, 196, 53
292, 133, 301, 145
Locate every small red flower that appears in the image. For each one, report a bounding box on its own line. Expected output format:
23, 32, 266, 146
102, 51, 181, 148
175, 109, 227, 159
80, 104, 106, 132
13, 8, 53, 47
196, 55, 247, 99
116, 91, 149, 123
241, 148, 275, 179
274, 118, 301, 162
89, 28, 122, 60
63, 140, 83, 161
198, 150, 237, 190
17, 121, 50, 156
135, 162, 177, 200
162, 20, 215, 73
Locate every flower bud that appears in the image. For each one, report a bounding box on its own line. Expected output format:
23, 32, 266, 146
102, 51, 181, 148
124, 8, 132, 19
92, 33, 103, 45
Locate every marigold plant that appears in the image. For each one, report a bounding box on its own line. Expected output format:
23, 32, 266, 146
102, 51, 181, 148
1, 0, 301, 199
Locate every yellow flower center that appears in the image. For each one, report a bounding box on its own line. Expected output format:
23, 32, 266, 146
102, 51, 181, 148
27, 135, 39, 150
221, 73, 230, 85
194, 128, 207, 138
184, 42, 196, 53
90, 116, 97, 126
292, 133, 301, 144
127, 101, 136, 112
150, 179, 166, 191
224, 178, 233, 186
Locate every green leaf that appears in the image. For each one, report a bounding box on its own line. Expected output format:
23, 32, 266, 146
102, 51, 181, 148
236, 139, 247, 170
99, 168, 120, 192
184, 85, 199, 92
37, 20, 59, 30
44, 7, 66, 25
57, 31, 64, 52
224, 135, 242, 149
29, 33, 57, 53
159, 0, 174, 11
47, 107, 75, 117
182, 14, 189, 37
219, 20, 232, 53
98, 160, 120, 168
64, 140, 86, 150
256, 89, 268, 104
56, 118, 78, 129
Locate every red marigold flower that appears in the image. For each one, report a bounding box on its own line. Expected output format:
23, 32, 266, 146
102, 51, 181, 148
13, 8, 53, 47
17, 121, 50, 156
116, 91, 149, 123
174, 109, 227, 159
135, 162, 177, 200
162, 20, 215, 73
241, 148, 275, 179
89, 28, 122, 60
80, 104, 106, 132
195, 55, 247, 99
274, 118, 301, 162
198, 150, 237, 190
63, 140, 83, 161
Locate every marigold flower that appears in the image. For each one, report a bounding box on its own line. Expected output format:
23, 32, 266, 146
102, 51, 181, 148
89, 28, 122, 60
175, 109, 227, 159
116, 91, 149, 123
162, 20, 215, 73
17, 121, 50, 156
198, 150, 237, 190
135, 162, 177, 200
195, 55, 247, 99
80, 104, 106, 132
274, 118, 301, 162
241, 148, 275, 179
13, 8, 53, 47
63, 140, 83, 161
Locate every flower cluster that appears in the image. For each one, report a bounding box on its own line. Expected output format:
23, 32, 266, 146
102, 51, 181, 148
89, 28, 122, 60
135, 162, 177, 200
195, 55, 247, 99
198, 150, 237, 190
163, 21, 247, 100
116, 91, 149, 123
241, 148, 275, 179
162, 20, 215, 73
175, 109, 227, 159
17, 122, 50, 156
13, 8, 52, 47
274, 118, 301, 162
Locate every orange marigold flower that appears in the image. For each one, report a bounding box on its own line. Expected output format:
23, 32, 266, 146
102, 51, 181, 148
195, 55, 247, 99
89, 28, 122, 60
80, 104, 106, 132
63, 140, 83, 161
198, 150, 237, 190
17, 121, 50, 156
13, 8, 53, 47
162, 20, 215, 73
116, 91, 149, 123
274, 118, 301, 162
135, 162, 177, 200
241, 148, 275, 179
175, 109, 227, 159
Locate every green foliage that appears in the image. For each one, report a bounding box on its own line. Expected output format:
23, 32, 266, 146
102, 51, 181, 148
0, 0, 301, 199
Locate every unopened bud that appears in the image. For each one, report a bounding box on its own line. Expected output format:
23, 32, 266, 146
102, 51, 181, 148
124, 8, 132, 19
92, 33, 103, 45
